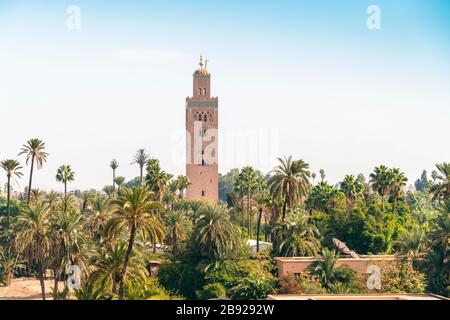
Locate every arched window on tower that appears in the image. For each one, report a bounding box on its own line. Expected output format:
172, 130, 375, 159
201, 190, 205, 197
204, 114, 207, 122
198, 88, 202, 96
198, 114, 202, 121
203, 88, 207, 96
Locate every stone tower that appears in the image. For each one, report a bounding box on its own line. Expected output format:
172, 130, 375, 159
186, 56, 218, 201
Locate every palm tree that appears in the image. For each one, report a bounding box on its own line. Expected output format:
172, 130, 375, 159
18, 139, 49, 204
396, 228, 429, 261
56, 165, 75, 212
235, 167, 260, 237
268, 156, 311, 221
192, 204, 241, 260
311, 248, 344, 290
89, 242, 148, 296
50, 210, 91, 299
131, 149, 149, 186
430, 162, 450, 201
110, 159, 119, 194
254, 191, 270, 252
114, 176, 126, 193
30, 189, 45, 204
176, 175, 191, 198
390, 168, 408, 213
272, 211, 321, 257
16, 203, 52, 300
188, 200, 204, 225
103, 185, 115, 198
103, 187, 165, 299
164, 210, 192, 255
369, 165, 393, 212
339, 175, 362, 207
145, 159, 172, 202
1, 159, 23, 227
84, 195, 113, 243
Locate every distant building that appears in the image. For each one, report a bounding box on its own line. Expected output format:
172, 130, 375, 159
186, 56, 218, 201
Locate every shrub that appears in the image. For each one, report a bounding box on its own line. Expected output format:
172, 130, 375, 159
380, 261, 426, 294
196, 282, 227, 300
229, 273, 275, 300
278, 272, 300, 294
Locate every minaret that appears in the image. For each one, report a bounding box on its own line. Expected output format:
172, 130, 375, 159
185, 56, 218, 201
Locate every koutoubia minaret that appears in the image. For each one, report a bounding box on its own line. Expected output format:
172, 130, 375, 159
185, 56, 218, 201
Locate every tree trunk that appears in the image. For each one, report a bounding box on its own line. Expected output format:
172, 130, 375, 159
264, 214, 268, 242
27, 156, 35, 204
256, 208, 263, 252
247, 188, 251, 238
119, 223, 137, 300
7, 175, 11, 227
53, 270, 59, 300
38, 262, 46, 300
381, 194, 385, 212
140, 166, 144, 186
282, 193, 288, 221
64, 181, 67, 213
392, 193, 397, 214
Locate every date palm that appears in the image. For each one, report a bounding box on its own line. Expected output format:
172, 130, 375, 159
164, 210, 192, 256
131, 149, 149, 186
175, 175, 191, 199
18, 139, 49, 205
110, 159, 119, 194
268, 156, 311, 221
339, 175, 363, 207
114, 176, 126, 193
1, 159, 23, 227
369, 165, 393, 212
15, 203, 52, 300
84, 195, 113, 243
272, 211, 321, 257
191, 204, 241, 260
145, 159, 172, 202
396, 228, 429, 261
56, 165, 75, 212
430, 162, 450, 201
103, 187, 165, 299
390, 168, 408, 213
103, 185, 115, 198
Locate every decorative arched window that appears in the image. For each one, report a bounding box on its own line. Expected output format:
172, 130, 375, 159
198, 88, 202, 95
204, 114, 207, 122
198, 114, 202, 121
203, 88, 207, 95
201, 190, 205, 197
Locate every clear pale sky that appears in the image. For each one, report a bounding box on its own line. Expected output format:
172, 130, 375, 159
0, 0, 449, 192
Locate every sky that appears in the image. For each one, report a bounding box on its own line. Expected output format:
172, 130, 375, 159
0, 0, 449, 192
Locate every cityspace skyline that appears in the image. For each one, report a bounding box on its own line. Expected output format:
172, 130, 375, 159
0, 0, 449, 192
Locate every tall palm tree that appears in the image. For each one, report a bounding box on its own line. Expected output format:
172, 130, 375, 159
131, 149, 149, 186
268, 156, 311, 221
390, 168, 408, 213
0, 159, 23, 227
16, 203, 52, 300
164, 210, 192, 255
188, 200, 204, 225
110, 159, 119, 193
103, 187, 165, 299
369, 165, 393, 212
18, 139, 49, 204
272, 211, 321, 257
254, 191, 270, 252
235, 167, 260, 237
56, 165, 75, 212
30, 189, 45, 204
339, 175, 362, 207
192, 204, 241, 260
430, 162, 450, 201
